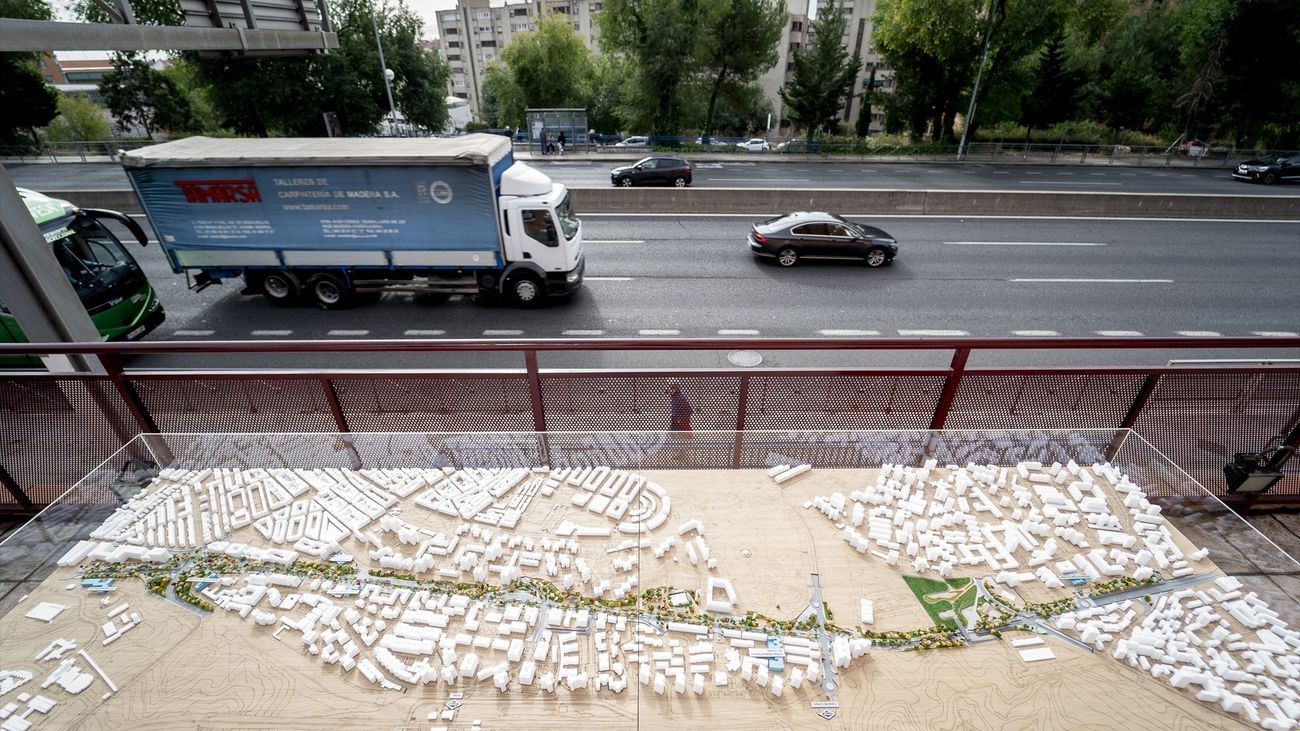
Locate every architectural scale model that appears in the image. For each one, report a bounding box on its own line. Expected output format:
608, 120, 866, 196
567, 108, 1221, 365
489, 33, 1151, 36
1, 457, 1297, 729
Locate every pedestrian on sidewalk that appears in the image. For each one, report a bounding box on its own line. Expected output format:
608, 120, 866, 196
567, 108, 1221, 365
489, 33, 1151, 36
557, 131, 567, 156
667, 381, 693, 462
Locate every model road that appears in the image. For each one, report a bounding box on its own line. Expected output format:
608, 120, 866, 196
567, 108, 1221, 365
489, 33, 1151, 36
7, 160, 1298, 195
97, 214, 1299, 371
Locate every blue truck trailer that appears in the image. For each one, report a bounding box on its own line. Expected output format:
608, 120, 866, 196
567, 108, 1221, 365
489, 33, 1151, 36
120, 134, 584, 307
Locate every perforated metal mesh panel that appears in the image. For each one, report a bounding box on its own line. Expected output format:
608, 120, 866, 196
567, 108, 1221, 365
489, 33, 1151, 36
1133, 372, 1300, 498
944, 374, 1147, 430
0, 378, 141, 506
129, 378, 339, 433
741, 375, 945, 430
335, 378, 534, 432
540, 376, 741, 431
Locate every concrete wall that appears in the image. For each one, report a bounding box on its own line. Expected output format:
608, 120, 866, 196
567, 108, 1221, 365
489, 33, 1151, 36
42, 187, 1300, 220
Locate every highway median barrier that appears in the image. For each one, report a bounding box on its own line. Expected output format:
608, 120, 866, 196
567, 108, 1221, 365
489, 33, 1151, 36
40, 186, 1300, 220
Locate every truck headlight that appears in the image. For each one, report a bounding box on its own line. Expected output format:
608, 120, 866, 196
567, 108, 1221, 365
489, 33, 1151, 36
566, 271, 580, 283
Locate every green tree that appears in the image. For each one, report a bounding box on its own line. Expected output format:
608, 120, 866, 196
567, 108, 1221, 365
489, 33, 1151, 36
698, 0, 784, 135
598, 0, 711, 134
0, 0, 59, 146
481, 63, 526, 128
161, 58, 225, 133
855, 66, 878, 137
586, 55, 631, 134
99, 56, 196, 137
41, 93, 112, 141
780, 0, 860, 136
502, 12, 594, 110
1021, 29, 1077, 140
1199, 0, 1300, 148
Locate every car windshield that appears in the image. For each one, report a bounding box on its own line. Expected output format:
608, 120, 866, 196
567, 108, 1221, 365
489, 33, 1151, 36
555, 192, 580, 241
832, 215, 867, 237
45, 216, 139, 301
635, 157, 653, 167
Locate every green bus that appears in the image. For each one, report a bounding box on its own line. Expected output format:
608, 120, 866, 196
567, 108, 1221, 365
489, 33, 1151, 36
1, 189, 163, 359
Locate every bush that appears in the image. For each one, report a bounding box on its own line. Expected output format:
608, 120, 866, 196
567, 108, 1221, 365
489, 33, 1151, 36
974, 120, 1168, 147
465, 120, 490, 131
41, 94, 111, 142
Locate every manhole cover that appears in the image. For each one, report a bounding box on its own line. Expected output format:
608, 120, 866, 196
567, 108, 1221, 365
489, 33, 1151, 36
727, 350, 763, 367
739, 548, 752, 558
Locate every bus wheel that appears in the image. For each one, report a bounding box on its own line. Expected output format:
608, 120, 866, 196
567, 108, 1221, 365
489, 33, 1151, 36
259, 271, 301, 307
308, 273, 355, 310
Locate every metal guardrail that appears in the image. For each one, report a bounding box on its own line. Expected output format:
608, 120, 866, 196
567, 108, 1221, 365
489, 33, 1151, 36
1, 336, 1298, 512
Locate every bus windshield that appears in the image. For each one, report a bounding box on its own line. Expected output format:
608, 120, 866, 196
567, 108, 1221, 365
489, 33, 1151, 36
45, 216, 142, 304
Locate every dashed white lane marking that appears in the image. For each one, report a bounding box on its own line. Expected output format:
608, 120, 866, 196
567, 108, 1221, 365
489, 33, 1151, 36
327, 329, 369, 336
584, 240, 645, 244
639, 329, 681, 335
717, 329, 760, 335
1012, 330, 1061, 336
898, 329, 969, 336
1011, 278, 1173, 283
1177, 330, 1222, 337
171, 329, 214, 336
707, 178, 810, 182
818, 329, 880, 336
251, 330, 292, 336
585, 277, 634, 281
945, 241, 1105, 246
563, 329, 606, 336
1096, 330, 1144, 336
483, 329, 523, 336
1253, 331, 1299, 337
404, 329, 445, 336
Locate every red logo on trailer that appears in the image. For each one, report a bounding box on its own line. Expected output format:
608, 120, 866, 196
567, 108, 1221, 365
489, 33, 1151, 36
174, 179, 262, 203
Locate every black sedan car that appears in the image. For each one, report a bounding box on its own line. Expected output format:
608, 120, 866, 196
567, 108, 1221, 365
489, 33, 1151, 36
610, 157, 693, 187
1232, 154, 1300, 184
748, 212, 898, 267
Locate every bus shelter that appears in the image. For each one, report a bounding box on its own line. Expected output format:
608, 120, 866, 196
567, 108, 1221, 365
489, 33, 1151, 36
526, 108, 589, 155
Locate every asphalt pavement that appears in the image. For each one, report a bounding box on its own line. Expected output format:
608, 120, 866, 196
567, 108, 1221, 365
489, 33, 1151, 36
99, 214, 1300, 371
7, 159, 1298, 196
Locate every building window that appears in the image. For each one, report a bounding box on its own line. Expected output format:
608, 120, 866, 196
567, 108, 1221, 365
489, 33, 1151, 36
446, 41, 460, 48
440, 13, 456, 22
480, 40, 496, 47
445, 27, 458, 34
447, 54, 461, 61
791, 20, 801, 31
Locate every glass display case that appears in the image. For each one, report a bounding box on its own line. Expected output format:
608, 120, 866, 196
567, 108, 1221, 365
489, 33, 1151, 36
1, 430, 1296, 730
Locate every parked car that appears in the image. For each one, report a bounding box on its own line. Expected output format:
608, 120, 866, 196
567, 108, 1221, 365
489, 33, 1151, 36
737, 138, 770, 152
694, 135, 728, 146
614, 136, 650, 147
610, 157, 693, 187
1232, 154, 1300, 185
748, 211, 898, 268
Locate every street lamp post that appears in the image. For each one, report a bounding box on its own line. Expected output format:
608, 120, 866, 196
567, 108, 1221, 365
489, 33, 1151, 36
371, 6, 398, 129
957, 0, 998, 160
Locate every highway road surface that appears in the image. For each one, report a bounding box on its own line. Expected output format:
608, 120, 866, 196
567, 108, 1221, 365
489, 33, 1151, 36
7, 159, 1299, 196
89, 213, 1300, 371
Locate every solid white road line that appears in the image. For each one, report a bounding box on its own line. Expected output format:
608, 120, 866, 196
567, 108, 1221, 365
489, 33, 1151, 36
251, 330, 292, 336
584, 213, 1300, 224
717, 329, 760, 335
945, 241, 1106, 246
1010, 278, 1173, 283
1253, 331, 1299, 337
584, 240, 645, 244
898, 329, 969, 336
1177, 330, 1222, 337
706, 178, 811, 182
1019, 181, 1123, 186
171, 329, 215, 336
562, 329, 606, 336
1012, 330, 1061, 336
483, 329, 523, 336
818, 329, 880, 336
585, 276, 634, 281
327, 329, 369, 336
639, 329, 681, 335
1096, 330, 1144, 336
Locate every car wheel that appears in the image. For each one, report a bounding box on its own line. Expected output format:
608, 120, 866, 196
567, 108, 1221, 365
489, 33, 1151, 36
507, 272, 544, 307
673, 176, 687, 188
777, 248, 799, 267
864, 247, 890, 268
258, 271, 300, 307
1262, 172, 1277, 184
618, 177, 634, 188
308, 273, 354, 310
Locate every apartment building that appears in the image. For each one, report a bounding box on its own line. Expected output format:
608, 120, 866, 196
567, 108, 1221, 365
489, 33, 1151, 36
436, 0, 602, 118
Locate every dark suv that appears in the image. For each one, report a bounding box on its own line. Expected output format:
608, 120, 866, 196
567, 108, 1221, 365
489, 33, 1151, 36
610, 157, 693, 188
1232, 154, 1300, 184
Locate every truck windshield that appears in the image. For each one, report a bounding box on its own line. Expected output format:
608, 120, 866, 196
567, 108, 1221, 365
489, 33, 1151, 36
555, 192, 580, 241
46, 216, 142, 304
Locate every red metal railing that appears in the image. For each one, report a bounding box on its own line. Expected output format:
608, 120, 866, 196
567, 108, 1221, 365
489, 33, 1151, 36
2, 336, 1298, 511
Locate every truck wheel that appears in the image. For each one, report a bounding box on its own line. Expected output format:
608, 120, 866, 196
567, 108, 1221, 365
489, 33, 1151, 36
507, 273, 544, 307
308, 273, 354, 310
259, 271, 300, 307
